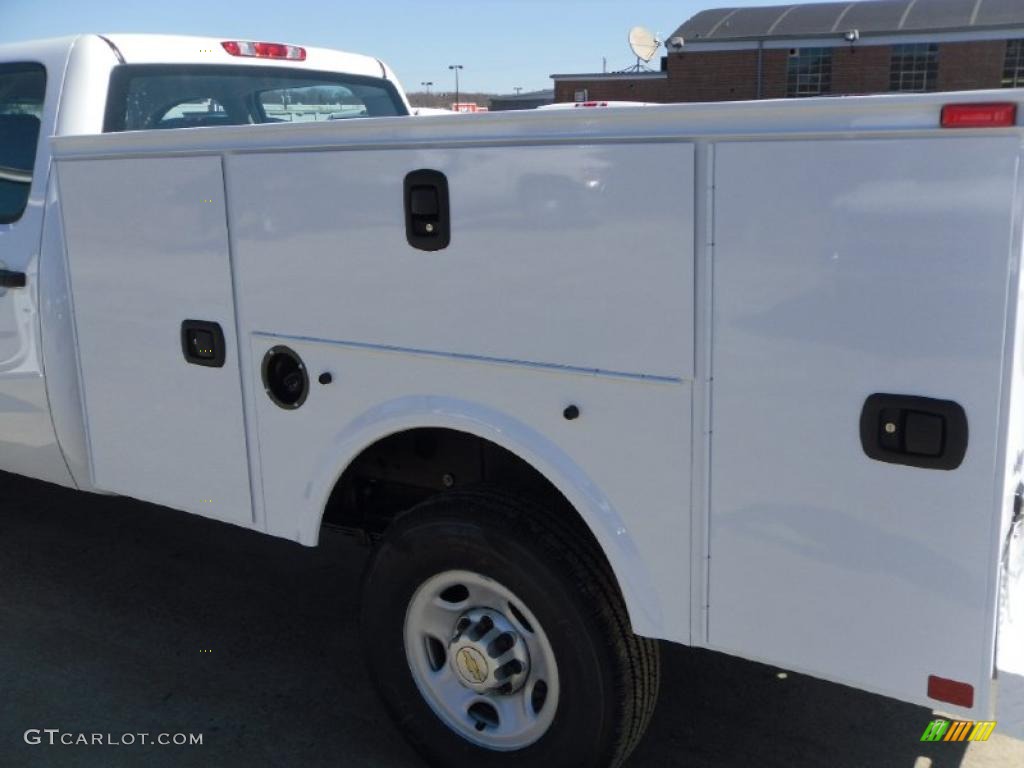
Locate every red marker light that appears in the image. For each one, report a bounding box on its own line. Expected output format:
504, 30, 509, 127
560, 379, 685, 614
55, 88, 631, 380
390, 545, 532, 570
941, 103, 1016, 129
221, 40, 306, 61
253, 42, 290, 59
927, 675, 974, 708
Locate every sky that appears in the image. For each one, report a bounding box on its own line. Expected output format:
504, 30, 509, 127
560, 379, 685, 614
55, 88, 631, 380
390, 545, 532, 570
0, 0, 805, 94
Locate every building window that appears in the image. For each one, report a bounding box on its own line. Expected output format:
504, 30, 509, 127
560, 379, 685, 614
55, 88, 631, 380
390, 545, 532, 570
890, 43, 938, 92
574, 88, 588, 102
1004, 40, 1024, 87
786, 48, 833, 98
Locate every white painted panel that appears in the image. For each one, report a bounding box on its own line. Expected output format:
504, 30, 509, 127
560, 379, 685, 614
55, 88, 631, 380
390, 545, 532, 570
250, 336, 692, 642
997, 519, 1024, 735
58, 157, 252, 525
0, 43, 75, 487
996, 177, 1024, 734
226, 143, 694, 380
709, 137, 1019, 714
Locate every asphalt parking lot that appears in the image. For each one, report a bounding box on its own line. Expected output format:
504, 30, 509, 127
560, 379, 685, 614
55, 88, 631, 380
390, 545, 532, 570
0, 470, 1020, 768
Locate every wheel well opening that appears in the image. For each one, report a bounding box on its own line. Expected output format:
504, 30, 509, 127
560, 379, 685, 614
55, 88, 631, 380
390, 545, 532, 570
322, 428, 569, 541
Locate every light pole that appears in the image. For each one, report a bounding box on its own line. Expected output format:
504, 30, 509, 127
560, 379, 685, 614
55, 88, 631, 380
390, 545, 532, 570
421, 81, 433, 95
449, 64, 463, 108
513, 87, 523, 95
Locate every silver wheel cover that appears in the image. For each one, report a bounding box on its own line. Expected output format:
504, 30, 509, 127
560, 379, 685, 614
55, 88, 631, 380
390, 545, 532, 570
403, 569, 560, 751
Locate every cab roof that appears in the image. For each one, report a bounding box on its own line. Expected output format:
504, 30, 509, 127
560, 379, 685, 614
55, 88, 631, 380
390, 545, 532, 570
102, 34, 387, 80
0, 33, 390, 82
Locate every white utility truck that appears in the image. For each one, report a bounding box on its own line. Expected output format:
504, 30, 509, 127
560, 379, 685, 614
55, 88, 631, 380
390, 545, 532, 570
2, 32, 1023, 767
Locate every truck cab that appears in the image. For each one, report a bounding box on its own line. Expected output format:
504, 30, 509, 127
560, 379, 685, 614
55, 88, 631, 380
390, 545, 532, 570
0, 33, 409, 489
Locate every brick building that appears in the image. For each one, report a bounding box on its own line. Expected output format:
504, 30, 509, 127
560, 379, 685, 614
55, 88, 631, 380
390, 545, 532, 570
551, 0, 1024, 103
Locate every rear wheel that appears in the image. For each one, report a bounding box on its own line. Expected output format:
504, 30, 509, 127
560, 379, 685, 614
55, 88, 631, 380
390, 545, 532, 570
359, 487, 660, 768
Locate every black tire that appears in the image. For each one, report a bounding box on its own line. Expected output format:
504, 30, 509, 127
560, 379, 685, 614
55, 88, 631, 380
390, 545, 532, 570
359, 486, 660, 768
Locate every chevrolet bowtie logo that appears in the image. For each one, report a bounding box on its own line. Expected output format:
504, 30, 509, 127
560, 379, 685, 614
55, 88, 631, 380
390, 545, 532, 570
456, 647, 488, 685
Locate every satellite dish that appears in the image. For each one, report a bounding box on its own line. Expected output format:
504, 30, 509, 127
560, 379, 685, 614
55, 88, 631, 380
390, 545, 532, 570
629, 26, 661, 63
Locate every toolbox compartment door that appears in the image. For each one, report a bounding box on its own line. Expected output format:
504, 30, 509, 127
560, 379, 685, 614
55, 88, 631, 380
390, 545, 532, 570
57, 156, 252, 525
708, 136, 1020, 715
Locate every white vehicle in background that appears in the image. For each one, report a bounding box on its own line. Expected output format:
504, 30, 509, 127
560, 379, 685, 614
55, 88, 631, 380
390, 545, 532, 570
537, 100, 655, 110
412, 106, 454, 116
1, 31, 1023, 768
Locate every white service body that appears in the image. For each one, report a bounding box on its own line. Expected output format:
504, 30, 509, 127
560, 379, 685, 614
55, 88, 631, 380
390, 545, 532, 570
2, 33, 1023, 733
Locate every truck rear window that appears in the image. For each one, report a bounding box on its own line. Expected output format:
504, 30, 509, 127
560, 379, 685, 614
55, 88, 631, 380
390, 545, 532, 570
0, 62, 45, 224
104, 64, 406, 132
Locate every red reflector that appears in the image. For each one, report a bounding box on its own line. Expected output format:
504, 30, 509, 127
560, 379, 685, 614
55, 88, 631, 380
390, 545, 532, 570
927, 675, 974, 708
941, 103, 1017, 129
221, 40, 306, 61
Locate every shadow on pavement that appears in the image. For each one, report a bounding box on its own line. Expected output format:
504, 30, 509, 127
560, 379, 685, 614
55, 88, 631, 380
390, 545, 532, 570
0, 472, 973, 767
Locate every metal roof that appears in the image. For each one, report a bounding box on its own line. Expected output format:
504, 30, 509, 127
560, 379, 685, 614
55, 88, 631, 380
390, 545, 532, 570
491, 89, 554, 102
672, 0, 1024, 42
